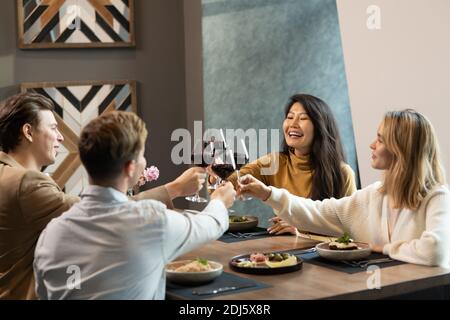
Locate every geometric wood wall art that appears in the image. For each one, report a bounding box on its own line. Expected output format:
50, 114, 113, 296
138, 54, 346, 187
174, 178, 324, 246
21, 80, 137, 195
17, 0, 135, 49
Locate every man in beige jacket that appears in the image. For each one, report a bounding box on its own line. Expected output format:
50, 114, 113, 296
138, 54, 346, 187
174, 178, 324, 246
0, 93, 206, 299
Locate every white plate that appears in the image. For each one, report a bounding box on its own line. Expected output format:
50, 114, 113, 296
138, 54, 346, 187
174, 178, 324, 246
315, 242, 371, 261
166, 260, 223, 285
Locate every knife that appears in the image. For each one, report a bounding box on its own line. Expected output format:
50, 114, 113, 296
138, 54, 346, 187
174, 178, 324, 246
192, 283, 257, 296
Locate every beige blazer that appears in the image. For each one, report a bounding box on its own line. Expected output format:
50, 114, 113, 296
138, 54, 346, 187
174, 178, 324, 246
0, 152, 173, 299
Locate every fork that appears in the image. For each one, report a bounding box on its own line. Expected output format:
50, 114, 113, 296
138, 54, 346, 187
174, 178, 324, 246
358, 258, 394, 268
227, 232, 241, 238
342, 257, 394, 268
293, 247, 317, 255
192, 284, 256, 296
228, 232, 254, 239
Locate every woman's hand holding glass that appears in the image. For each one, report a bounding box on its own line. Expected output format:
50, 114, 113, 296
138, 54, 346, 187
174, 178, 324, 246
237, 174, 272, 201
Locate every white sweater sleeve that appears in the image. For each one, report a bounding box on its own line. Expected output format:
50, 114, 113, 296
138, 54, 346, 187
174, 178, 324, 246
265, 186, 369, 238
383, 189, 450, 267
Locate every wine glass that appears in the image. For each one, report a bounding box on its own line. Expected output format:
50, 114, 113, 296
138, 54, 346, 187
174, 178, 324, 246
185, 140, 211, 203
236, 139, 252, 201
210, 150, 236, 186
207, 141, 227, 191
209, 148, 252, 200
210, 149, 238, 212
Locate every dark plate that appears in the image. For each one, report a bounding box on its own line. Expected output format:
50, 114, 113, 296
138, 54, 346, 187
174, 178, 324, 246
229, 253, 303, 275
228, 215, 259, 232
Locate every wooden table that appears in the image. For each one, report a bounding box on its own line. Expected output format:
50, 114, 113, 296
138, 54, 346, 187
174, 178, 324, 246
168, 235, 450, 300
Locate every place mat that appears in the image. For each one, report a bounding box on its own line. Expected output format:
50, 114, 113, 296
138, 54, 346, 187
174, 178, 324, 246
284, 249, 407, 274
218, 227, 282, 243
166, 272, 271, 300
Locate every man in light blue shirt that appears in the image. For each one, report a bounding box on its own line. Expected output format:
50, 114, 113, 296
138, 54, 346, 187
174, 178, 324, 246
33, 111, 235, 299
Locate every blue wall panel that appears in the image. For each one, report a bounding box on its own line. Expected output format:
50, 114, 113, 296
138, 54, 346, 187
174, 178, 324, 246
202, 0, 358, 226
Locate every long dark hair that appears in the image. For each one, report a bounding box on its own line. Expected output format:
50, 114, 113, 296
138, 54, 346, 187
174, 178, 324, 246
282, 94, 347, 200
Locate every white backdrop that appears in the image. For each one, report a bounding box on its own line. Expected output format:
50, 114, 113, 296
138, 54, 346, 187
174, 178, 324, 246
337, 0, 450, 187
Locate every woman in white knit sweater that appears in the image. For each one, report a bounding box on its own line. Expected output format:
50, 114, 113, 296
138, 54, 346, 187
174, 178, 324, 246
239, 109, 450, 267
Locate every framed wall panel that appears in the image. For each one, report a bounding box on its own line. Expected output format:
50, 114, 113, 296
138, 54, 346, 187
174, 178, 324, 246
21, 80, 137, 195
17, 0, 135, 49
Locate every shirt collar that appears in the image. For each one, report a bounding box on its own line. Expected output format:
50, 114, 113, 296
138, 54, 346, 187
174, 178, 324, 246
0, 151, 25, 169
81, 185, 129, 203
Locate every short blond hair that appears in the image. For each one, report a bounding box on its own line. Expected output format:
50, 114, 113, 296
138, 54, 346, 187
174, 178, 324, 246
79, 111, 148, 181
380, 109, 446, 209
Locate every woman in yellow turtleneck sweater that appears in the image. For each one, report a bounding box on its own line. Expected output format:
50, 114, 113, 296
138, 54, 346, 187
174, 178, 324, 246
209, 94, 357, 238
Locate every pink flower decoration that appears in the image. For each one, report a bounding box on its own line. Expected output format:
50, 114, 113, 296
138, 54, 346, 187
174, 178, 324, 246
138, 166, 159, 186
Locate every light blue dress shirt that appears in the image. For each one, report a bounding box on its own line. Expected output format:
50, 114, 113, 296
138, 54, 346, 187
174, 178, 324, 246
33, 185, 228, 300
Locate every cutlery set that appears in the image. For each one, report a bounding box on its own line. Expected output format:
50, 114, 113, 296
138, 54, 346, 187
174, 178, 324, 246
192, 283, 257, 296
340, 257, 394, 268
227, 231, 269, 238
289, 247, 317, 255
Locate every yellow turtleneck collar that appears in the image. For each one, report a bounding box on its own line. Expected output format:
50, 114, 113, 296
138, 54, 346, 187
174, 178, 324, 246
288, 149, 311, 171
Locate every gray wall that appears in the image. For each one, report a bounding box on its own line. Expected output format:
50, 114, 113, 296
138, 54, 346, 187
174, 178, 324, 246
202, 0, 357, 226
0, 0, 190, 206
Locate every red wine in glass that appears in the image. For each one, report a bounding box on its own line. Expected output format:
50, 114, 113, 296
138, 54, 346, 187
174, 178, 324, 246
211, 163, 235, 180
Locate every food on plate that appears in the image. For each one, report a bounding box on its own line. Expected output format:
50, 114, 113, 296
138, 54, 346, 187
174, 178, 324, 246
236, 260, 257, 268
237, 252, 297, 268
328, 233, 358, 250
229, 215, 249, 223
265, 255, 297, 268
250, 252, 267, 263
173, 258, 213, 272
267, 252, 292, 261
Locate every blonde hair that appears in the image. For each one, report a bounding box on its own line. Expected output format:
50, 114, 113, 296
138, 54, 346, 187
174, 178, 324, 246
380, 109, 446, 209
79, 111, 148, 181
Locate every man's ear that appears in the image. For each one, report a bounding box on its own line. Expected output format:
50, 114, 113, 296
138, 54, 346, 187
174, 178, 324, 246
124, 159, 137, 178
22, 123, 33, 143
